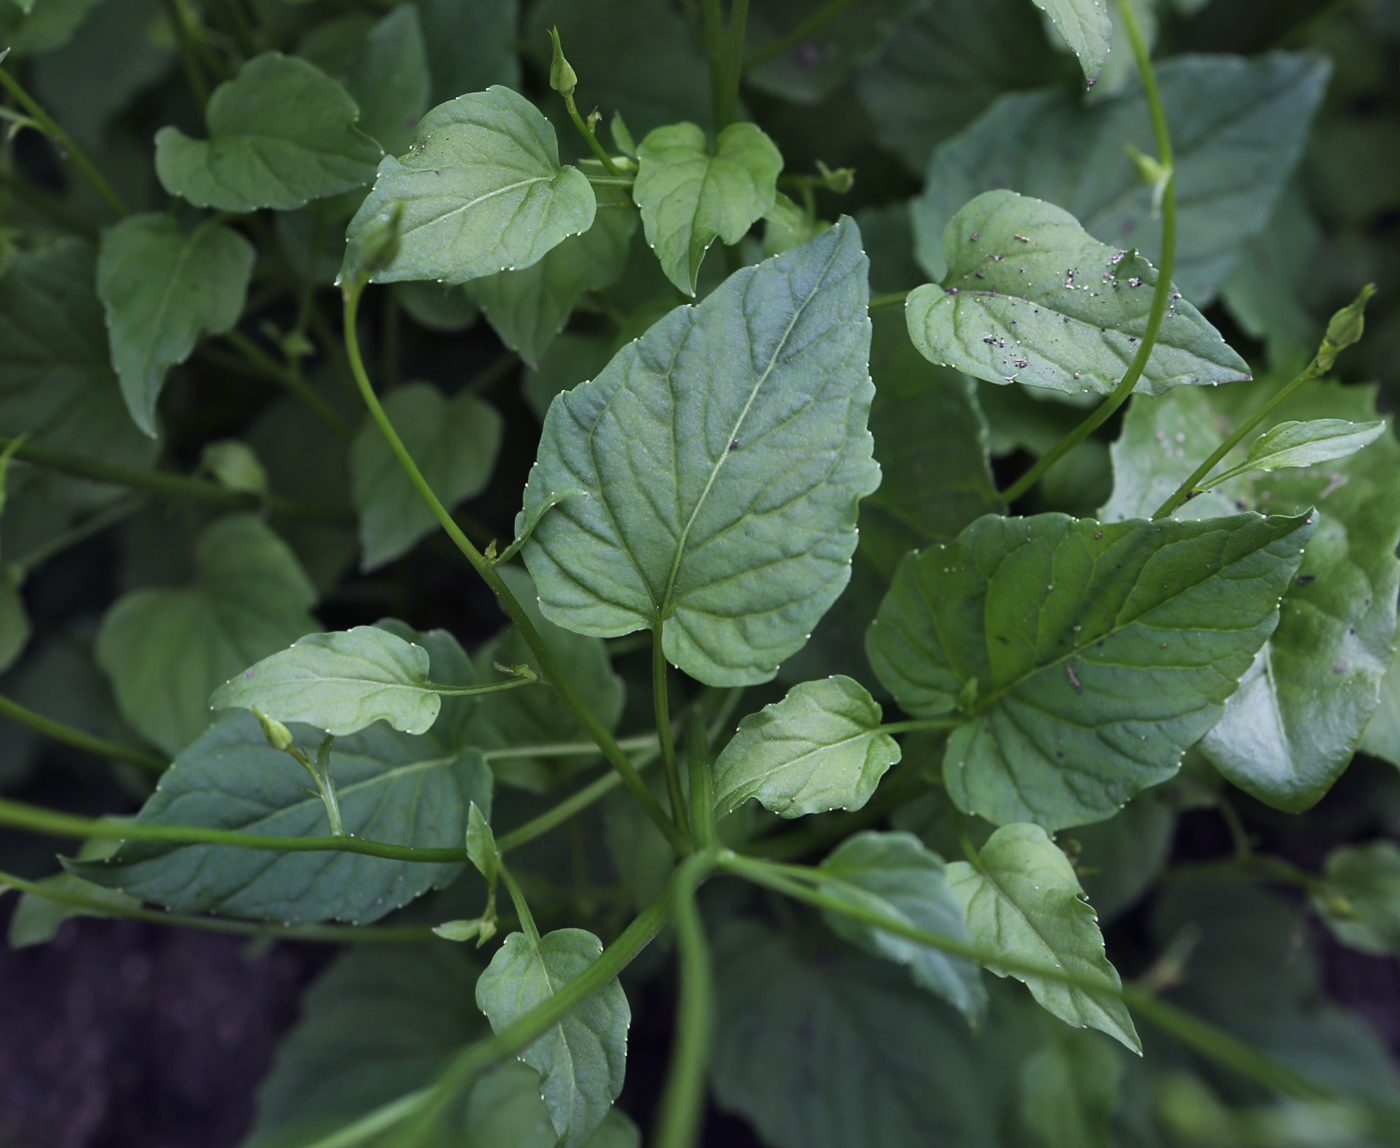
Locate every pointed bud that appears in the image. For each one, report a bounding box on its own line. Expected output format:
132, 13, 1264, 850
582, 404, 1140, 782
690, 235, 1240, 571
1316, 283, 1376, 371
549, 28, 577, 98
358, 203, 403, 279
254, 708, 294, 753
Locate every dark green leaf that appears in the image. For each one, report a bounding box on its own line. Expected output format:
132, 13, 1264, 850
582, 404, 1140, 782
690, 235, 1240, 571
155, 52, 383, 211
420, 0, 518, 106
95, 514, 319, 757
97, 214, 256, 436
817, 830, 987, 1022
475, 927, 630, 1148
350, 381, 503, 570
712, 676, 900, 819
1019, 1029, 1123, 1148
523, 332, 614, 421
210, 625, 442, 736
1031, 0, 1112, 84
393, 280, 480, 332
634, 121, 783, 295
74, 709, 490, 924
1315, 841, 1400, 957
6, 837, 136, 948
867, 511, 1313, 829
521, 219, 879, 686
1069, 793, 1176, 922
319, 5, 430, 156
342, 86, 596, 286
911, 54, 1332, 302
947, 823, 1140, 1051
906, 190, 1250, 397
1361, 647, 1400, 767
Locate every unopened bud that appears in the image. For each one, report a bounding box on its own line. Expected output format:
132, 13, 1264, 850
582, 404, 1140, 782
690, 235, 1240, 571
255, 708, 294, 753
360, 203, 403, 278
1317, 283, 1376, 370
816, 160, 854, 194
549, 28, 577, 98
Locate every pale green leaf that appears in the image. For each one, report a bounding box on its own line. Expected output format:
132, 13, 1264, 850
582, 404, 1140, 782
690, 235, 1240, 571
73, 708, 490, 924
155, 52, 383, 211
905, 190, 1249, 398
1031, 0, 1111, 84
911, 54, 1332, 302
947, 823, 1140, 1051
210, 625, 440, 736
475, 927, 630, 1148
520, 219, 880, 686
342, 86, 596, 286
95, 514, 318, 757
634, 121, 783, 295
867, 511, 1313, 829
712, 676, 900, 818
466, 205, 636, 367
817, 830, 987, 1022
1315, 841, 1400, 957
97, 214, 256, 436
350, 382, 503, 570
1019, 1029, 1123, 1148
1227, 418, 1387, 478
712, 918, 1003, 1148
1102, 381, 1400, 812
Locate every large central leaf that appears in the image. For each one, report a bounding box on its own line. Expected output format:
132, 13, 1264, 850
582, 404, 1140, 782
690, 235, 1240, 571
867, 512, 1313, 829
519, 219, 880, 686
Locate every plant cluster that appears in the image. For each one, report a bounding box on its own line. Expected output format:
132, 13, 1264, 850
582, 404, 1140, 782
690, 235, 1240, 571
0, 0, 1399, 1146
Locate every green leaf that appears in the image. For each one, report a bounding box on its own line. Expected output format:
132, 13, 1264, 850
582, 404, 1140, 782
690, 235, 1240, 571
1361, 646, 1400, 767
1031, 0, 1111, 85
466, 800, 498, 884
342, 86, 596, 286
520, 218, 880, 687
905, 190, 1250, 397
911, 54, 1332, 302
466, 206, 636, 367
1019, 1029, 1123, 1148
712, 918, 1004, 1148
475, 927, 630, 1148
96, 214, 256, 436
461, 1063, 640, 1148
817, 830, 987, 1023
1069, 792, 1176, 922
1315, 841, 1400, 957
1102, 380, 1400, 812
947, 823, 1140, 1051
1223, 418, 1387, 479
155, 52, 383, 212
350, 381, 503, 570
712, 676, 901, 819
393, 280, 480, 332
420, 0, 519, 107
867, 511, 1314, 829
73, 709, 491, 924
7, 837, 137, 949
95, 514, 319, 757
210, 625, 441, 736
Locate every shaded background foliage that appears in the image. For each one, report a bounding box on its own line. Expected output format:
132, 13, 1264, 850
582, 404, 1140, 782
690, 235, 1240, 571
0, 0, 1398, 1145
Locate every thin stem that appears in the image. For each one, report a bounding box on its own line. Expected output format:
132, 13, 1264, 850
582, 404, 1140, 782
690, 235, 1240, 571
744, 0, 859, 69
0, 694, 168, 773
654, 633, 691, 847
498, 861, 541, 945
428, 676, 538, 698
482, 733, 659, 763
868, 290, 909, 312
0, 868, 433, 942
342, 278, 687, 856
999, 0, 1175, 506
160, 0, 211, 105
563, 96, 623, 176
703, 0, 727, 130
653, 853, 718, 1148
495, 747, 660, 855
0, 65, 128, 218
221, 329, 354, 438
11, 494, 146, 576
1151, 361, 1322, 519
717, 0, 750, 130
0, 435, 352, 523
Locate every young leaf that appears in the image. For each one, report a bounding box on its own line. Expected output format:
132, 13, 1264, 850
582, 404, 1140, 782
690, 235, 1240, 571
905, 190, 1250, 397
817, 831, 987, 1023
520, 219, 880, 686
95, 514, 319, 757
712, 676, 901, 819
466, 800, 498, 884
712, 918, 1004, 1148
466, 205, 636, 367
342, 86, 596, 286
1315, 841, 1400, 957
911, 53, 1332, 301
1103, 381, 1400, 812
1031, 0, 1112, 85
1223, 418, 1387, 479
73, 710, 491, 924
867, 511, 1314, 829
633, 121, 783, 295
154, 52, 383, 212
96, 214, 256, 436
210, 625, 442, 736
475, 928, 630, 1148
947, 823, 1140, 1052
349, 381, 503, 570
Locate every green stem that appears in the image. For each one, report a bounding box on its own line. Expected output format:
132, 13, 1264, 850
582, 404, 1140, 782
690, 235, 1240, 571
999, 0, 1175, 506
160, 0, 211, 105
342, 279, 687, 856
0, 868, 433, 942
743, 0, 859, 69
0, 694, 168, 773
653, 853, 718, 1148
654, 633, 692, 848
11, 494, 146, 576
498, 860, 541, 945
0, 64, 128, 218
0, 435, 351, 523
222, 329, 354, 438
717, 0, 750, 130
483, 733, 659, 763
868, 290, 910, 312
702, 0, 727, 130
1151, 360, 1323, 519
563, 96, 623, 176
428, 677, 537, 698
